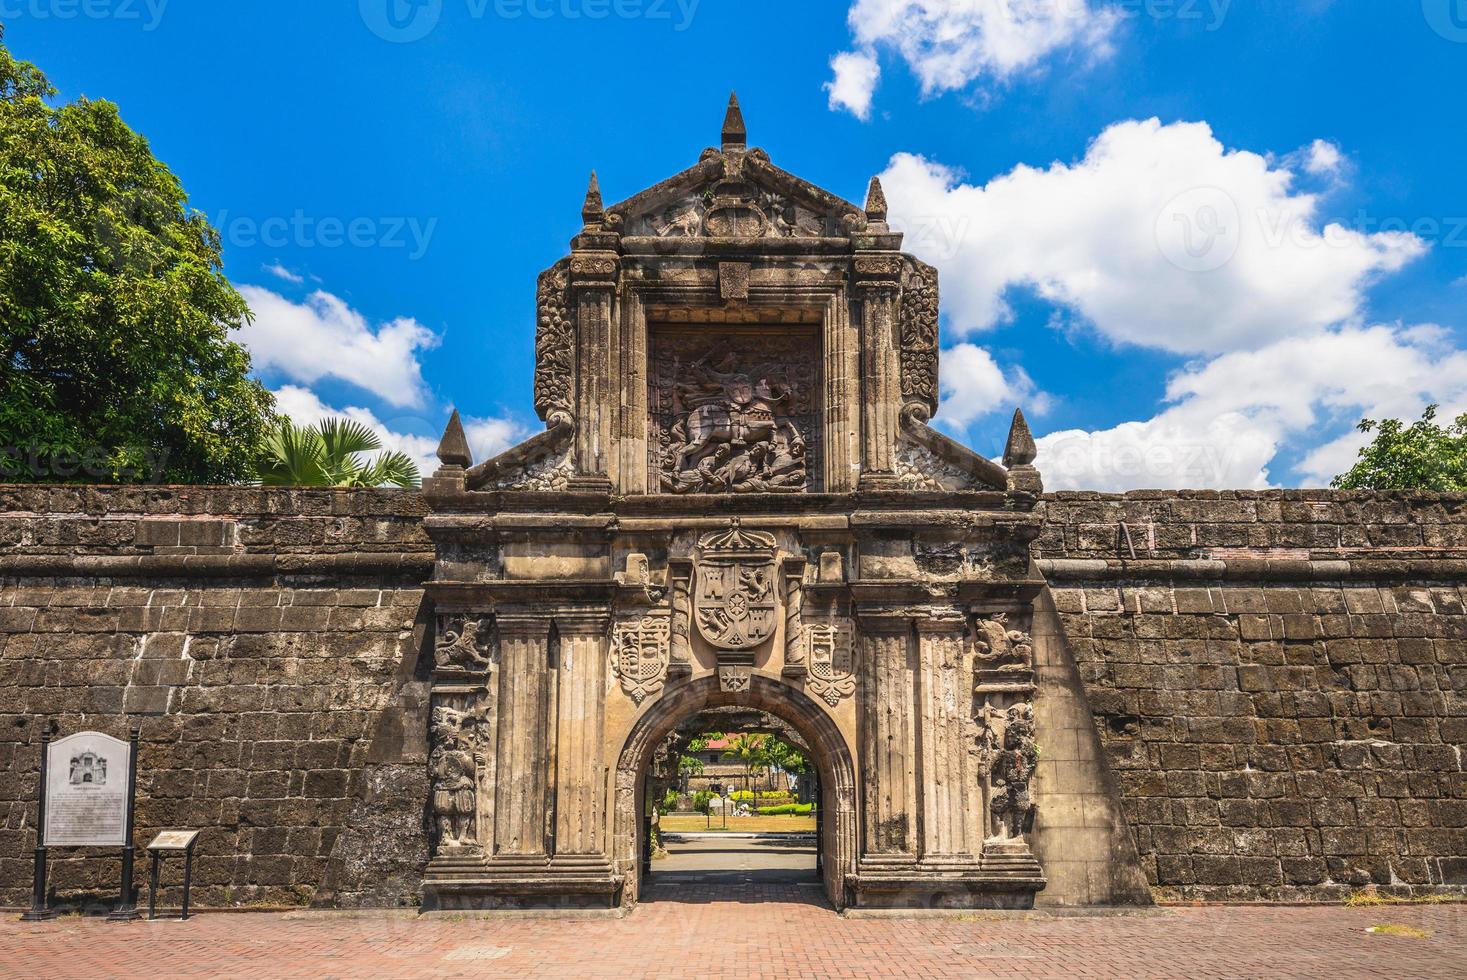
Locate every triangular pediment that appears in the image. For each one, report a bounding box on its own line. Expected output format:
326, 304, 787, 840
608, 148, 864, 241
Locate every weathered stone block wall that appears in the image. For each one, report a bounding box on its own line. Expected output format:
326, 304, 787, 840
0, 487, 434, 910
1037, 491, 1467, 901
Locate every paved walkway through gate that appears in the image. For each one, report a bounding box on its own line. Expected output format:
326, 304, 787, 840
3, 879, 1465, 979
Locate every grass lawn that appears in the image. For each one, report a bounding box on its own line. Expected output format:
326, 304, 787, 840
661, 814, 816, 834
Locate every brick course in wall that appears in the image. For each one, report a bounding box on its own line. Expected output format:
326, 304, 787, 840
1038, 490, 1467, 901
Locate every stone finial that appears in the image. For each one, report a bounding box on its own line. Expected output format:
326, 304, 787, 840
437, 410, 473, 469
1004, 408, 1038, 468
721, 92, 747, 151
582, 171, 605, 225
865, 176, 888, 222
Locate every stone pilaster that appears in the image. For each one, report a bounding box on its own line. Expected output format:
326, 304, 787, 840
568, 254, 618, 491
782, 556, 807, 679
492, 611, 554, 857
853, 255, 904, 489
857, 612, 916, 859
667, 559, 693, 678
915, 611, 980, 864
553, 609, 611, 857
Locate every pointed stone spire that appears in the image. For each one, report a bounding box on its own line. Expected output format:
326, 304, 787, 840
1003, 408, 1038, 468
437, 409, 473, 469
721, 92, 747, 151
865, 176, 888, 222
581, 170, 605, 226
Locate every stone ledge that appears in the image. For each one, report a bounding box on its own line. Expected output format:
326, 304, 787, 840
1037, 558, 1467, 583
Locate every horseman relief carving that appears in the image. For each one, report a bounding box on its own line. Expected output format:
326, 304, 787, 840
651, 341, 820, 494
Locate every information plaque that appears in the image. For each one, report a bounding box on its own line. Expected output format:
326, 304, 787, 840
43, 731, 131, 847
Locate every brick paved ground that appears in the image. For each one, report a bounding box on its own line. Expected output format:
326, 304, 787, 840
3, 886, 1465, 980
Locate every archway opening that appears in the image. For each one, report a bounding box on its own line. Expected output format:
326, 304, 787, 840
613, 675, 857, 910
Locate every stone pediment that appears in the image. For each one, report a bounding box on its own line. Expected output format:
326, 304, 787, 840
609, 150, 864, 241
607, 96, 863, 243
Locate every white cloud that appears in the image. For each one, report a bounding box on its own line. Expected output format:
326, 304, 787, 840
1304, 139, 1344, 177
237, 286, 440, 409
264, 262, 304, 284
830, 0, 1121, 116
935, 342, 1047, 429
826, 50, 883, 120
1036, 325, 1467, 490
272, 385, 525, 477
880, 118, 1426, 355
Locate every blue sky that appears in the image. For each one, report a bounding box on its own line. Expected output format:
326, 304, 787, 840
8, 1, 1467, 488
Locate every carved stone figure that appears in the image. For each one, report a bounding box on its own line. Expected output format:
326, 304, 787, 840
658, 349, 807, 494
436, 616, 493, 672
612, 615, 671, 705
982, 702, 1038, 841
974, 615, 1035, 673
430, 705, 484, 849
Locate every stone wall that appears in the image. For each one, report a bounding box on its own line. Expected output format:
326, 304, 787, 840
0, 487, 434, 910
3, 486, 1464, 909
1037, 491, 1467, 901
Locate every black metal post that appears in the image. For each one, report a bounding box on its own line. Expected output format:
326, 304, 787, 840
109, 727, 141, 922
148, 851, 161, 920
181, 847, 193, 920
21, 729, 55, 922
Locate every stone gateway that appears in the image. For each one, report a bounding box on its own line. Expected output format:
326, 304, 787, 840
419, 96, 1049, 911
2, 97, 1465, 914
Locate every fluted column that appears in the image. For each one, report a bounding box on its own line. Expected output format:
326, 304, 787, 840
853, 256, 904, 488
553, 609, 611, 856
493, 611, 554, 856
916, 611, 978, 862
568, 254, 618, 490
857, 612, 917, 857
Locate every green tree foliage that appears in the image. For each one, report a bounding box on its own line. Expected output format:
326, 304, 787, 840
255, 417, 420, 489
0, 30, 275, 483
1331, 406, 1467, 491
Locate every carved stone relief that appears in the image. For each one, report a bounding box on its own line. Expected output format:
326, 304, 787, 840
628, 184, 842, 240
973, 616, 1035, 674
612, 613, 671, 706
490, 445, 575, 493
804, 621, 856, 708
430, 701, 487, 850
649, 331, 822, 494
694, 521, 779, 651
436, 615, 494, 672
899, 259, 940, 415
534, 259, 573, 421
978, 701, 1037, 841
895, 440, 980, 492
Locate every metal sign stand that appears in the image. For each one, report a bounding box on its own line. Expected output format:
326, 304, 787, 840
20, 726, 141, 923
106, 729, 142, 922
20, 731, 57, 922
147, 831, 202, 921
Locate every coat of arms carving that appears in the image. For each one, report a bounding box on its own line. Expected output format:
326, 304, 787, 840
694, 521, 779, 651
612, 613, 671, 705
805, 621, 856, 707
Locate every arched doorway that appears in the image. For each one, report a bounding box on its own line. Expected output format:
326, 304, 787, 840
612, 675, 857, 910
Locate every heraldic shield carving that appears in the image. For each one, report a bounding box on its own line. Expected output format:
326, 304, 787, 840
694, 520, 778, 651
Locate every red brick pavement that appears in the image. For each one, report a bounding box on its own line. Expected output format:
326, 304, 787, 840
3, 883, 1465, 979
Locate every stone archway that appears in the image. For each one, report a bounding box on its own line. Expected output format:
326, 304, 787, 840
612, 675, 857, 910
